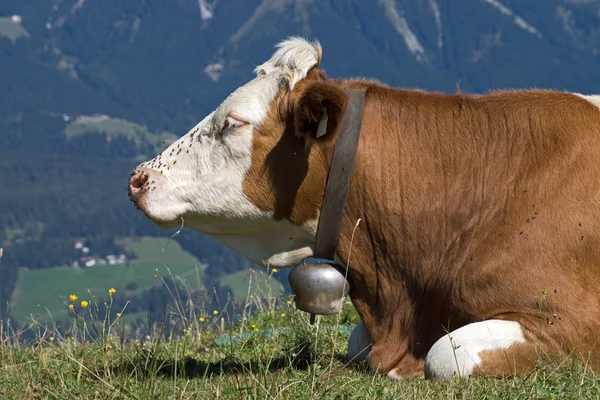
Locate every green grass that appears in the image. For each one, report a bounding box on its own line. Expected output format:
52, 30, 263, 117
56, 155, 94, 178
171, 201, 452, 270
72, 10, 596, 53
65, 116, 178, 156
0, 17, 30, 42
11, 237, 205, 324
3, 291, 600, 399
219, 268, 284, 300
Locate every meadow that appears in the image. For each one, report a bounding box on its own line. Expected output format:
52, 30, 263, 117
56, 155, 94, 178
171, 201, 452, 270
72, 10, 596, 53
64, 116, 178, 158
10, 237, 204, 324
2, 274, 600, 400
0, 17, 29, 42
10, 237, 282, 325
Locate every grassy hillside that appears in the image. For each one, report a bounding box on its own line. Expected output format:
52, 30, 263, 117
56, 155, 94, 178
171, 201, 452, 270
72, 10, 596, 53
0, 17, 29, 42
1, 293, 597, 399
219, 268, 284, 301
10, 237, 206, 324
11, 237, 284, 325
65, 116, 178, 158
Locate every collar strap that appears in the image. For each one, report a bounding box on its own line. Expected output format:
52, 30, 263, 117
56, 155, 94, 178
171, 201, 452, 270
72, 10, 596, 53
301, 256, 337, 265
313, 87, 366, 260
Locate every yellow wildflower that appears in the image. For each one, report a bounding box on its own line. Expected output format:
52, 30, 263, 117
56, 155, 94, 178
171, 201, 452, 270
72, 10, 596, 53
49, 337, 54, 342
116, 313, 121, 317
81, 301, 89, 308
272, 268, 278, 273
251, 324, 258, 331
107, 345, 112, 350
108, 287, 116, 296
199, 317, 205, 322
68, 304, 74, 310
135, 342, 141, 347
281, 313, 286, 318
249, 295, 254, 299
213, 310, 218, 315
69, 294, 77, 302
287, 300, 292, 305
183, 328, 188, 334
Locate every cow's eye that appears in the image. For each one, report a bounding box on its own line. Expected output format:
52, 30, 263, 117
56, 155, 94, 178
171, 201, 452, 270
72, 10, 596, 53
224, 112, 250, 131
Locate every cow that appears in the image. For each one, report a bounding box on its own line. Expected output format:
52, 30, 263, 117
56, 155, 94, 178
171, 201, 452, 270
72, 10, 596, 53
128, 37, 600, 380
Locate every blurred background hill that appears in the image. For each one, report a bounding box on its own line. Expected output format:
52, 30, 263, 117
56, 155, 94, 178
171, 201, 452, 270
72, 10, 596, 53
2, 0, 600, 328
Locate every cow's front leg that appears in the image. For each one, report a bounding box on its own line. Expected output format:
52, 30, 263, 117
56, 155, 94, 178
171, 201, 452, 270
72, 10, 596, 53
349, 324, 425, 379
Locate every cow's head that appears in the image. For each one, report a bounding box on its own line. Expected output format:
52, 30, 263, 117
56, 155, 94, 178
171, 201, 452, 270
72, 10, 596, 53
128, 38, 351, 268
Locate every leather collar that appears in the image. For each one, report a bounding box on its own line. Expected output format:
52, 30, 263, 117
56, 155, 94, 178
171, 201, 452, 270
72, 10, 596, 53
310, 87, 366, 263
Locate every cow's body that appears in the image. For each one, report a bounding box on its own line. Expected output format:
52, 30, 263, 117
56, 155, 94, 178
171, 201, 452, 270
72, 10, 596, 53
336, 86, 600, 378
129, 38, 600, 379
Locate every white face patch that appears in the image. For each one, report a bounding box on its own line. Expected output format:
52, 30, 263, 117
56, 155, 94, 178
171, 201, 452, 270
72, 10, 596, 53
423, 319, 526, 380
132, 37, 323, 268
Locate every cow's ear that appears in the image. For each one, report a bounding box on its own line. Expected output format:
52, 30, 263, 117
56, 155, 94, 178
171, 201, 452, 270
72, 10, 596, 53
292, 80, 348, 145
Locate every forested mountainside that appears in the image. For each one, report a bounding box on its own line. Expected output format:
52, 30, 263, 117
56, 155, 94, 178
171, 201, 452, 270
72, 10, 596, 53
2, 0, 600, 324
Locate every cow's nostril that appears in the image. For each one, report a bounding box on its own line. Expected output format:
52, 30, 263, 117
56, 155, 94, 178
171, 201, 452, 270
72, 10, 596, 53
129, 173, 148, 195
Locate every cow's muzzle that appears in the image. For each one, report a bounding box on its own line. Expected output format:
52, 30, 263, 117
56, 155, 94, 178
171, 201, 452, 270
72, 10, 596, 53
128, 170, 149, 208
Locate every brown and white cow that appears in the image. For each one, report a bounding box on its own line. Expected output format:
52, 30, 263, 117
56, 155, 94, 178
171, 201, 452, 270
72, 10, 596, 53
128, 37, 600, 380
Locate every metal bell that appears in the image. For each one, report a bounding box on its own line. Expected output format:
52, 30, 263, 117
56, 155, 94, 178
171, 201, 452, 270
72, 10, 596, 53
288, 257, 351, 316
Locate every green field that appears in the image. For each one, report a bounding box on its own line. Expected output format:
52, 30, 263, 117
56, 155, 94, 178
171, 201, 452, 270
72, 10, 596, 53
11, 237, 286, 325
11, 237, 206, 324
65, 116, 178, 156
0, 17, 30, 42
219, 268, 284, 300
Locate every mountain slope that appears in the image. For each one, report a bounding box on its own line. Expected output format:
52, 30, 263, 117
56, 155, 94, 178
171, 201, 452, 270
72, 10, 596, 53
2, 0, 600, 321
